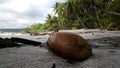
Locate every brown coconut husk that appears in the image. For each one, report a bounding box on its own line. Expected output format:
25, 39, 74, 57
47, 32, 92, 61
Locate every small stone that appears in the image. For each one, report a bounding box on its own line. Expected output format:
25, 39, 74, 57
51, 63, 56, 68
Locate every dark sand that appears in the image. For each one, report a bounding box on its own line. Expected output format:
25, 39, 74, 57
0, 31, 120, 68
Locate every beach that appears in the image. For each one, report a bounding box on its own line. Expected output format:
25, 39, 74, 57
0, 30, 120, 68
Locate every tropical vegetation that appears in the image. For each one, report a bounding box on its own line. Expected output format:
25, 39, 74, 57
24, 0, 120, 33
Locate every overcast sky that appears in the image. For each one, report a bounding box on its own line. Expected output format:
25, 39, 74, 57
0, 0, 66, 29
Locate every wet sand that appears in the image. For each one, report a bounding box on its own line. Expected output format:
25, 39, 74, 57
0, 30, 120, 68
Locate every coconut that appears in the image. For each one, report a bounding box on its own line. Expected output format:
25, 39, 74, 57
47, 32, 92, 61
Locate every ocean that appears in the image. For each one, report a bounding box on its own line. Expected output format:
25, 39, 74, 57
0, 29, 23, 33
0, 29, 24, 35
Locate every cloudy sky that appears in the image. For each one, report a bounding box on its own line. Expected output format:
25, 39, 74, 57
0, 0, 66, 29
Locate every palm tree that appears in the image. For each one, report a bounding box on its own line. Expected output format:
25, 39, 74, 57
64, 0, 87, 28
54, 2, 70, 29
45, 0, 120, 30
45, 14, 54, 30
45, 14, 59, 30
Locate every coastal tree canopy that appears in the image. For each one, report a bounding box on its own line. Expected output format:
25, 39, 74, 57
26, 0, 120, 32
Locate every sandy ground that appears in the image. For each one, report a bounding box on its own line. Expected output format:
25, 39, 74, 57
0, 30, 120, 68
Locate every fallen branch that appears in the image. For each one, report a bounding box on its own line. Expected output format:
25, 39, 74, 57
0, 37, 20, 48
11, 37, 41, 46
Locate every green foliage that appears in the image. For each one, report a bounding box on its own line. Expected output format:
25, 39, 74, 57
105, 22, 114, 30
23, 23, 48, 33
25, 0, 120, 31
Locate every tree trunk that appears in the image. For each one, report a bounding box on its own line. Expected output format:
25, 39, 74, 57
76, 14, 86, 28
91, 0, 103, 29
94, 9, 103, 29
107, 11, 120, 16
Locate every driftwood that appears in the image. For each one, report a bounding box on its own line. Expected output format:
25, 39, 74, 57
0, 37, 20, 48
27, 32, 39, 36
11, 37, 41, 46
39, 33, 51, 35
0, 37, 42, 49
27, 31, 51, 36
25, 30, 39, 36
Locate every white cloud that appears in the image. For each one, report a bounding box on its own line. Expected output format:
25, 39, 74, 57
0, 0, 66, 29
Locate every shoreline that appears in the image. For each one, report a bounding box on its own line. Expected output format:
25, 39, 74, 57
0, 30, 120, 39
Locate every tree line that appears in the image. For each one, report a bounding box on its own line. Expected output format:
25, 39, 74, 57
24, 0, 120, 33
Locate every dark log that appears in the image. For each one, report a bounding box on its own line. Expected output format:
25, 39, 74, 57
11, 37, 41, 46
0, 37, 20, 48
